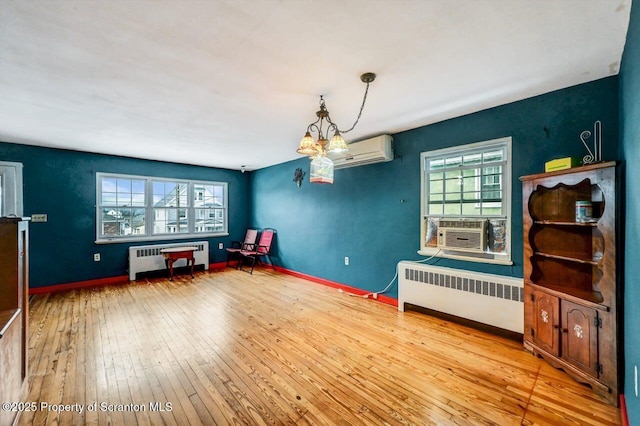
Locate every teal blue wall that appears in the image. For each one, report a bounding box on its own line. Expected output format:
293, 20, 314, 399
0, 142, 251, 288
251, 77, 619, 298
620, 0, 640, 421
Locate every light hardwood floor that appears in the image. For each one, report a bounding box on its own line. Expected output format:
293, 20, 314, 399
20, 268, 621, 425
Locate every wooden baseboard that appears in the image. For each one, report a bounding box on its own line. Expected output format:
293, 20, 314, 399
273, 266, 398, 307
29, 275, 129, 295
29, 262, 230, 295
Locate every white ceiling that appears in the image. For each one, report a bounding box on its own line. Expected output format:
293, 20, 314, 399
0, 1, 631, 171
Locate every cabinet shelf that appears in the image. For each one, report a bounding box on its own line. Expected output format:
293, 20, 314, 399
534, 220, 599, 227
526, 281, 607, 310
533, 251, 602, 265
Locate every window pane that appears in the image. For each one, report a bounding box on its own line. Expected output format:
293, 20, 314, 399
428, 204, 443, 215
483, 190, 502, 201
153, 208, 188, 234
429, 172, 444, 182
101, 208, 145, 237
116, 179, 131, 193
445, 156, 462, 168
444, 204, 461, 215
462, 203, 480, 215
483, 150, 503, 163
429, 193, 443, 202
101, 178, 145, 207
483, 165, 502, 176
153, 181, 188, 207
153, 181, 164, 195
213, 185, 224, 201
463, 153, 482, 165
102, 177, 117, 193
132, 193, 145, 206
429, 158, 445, 170
444, 178, 461, 192
462, 168, 479, 177
429, 179, 443, 194
194, 184, 222, 207
462, 176, 478, 192
132, 180, 145, 193
195, 208, 224, 233
482, 202, 503, 215
117, 191, 132, 206
462, 191, 480, 201
101, 192, 117, 205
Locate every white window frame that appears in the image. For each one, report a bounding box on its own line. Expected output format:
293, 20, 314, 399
419, 137, 513, 265
96, 172, 228, 244
0, 161, 24, 217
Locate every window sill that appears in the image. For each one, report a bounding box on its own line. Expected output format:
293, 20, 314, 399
95, 232, 229, 244
418, 248, 513, 265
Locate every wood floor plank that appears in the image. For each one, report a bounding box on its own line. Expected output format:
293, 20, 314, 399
20, 268, 622, 425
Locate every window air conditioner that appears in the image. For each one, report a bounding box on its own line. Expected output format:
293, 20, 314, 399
329, 134, 393, 169
437, 219, 487, 253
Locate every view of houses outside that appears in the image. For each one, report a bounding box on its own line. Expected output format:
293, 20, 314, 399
99, 176, 225, 238
425, 149, 504, 217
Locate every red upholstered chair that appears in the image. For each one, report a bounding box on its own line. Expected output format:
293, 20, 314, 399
226, 229, 258, 268
239, 228, 275, 274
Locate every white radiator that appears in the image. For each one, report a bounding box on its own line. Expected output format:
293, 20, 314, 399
128, 241, 209, 280
397, 261, 523, 333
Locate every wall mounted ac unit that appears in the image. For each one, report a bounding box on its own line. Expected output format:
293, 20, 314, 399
437, 219, 487, 253
329, 134, 393, 169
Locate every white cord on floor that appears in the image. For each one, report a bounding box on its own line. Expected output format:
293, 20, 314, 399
348, 250, 442, 299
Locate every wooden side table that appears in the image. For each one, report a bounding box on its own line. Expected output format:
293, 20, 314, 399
160, 247, 198, 281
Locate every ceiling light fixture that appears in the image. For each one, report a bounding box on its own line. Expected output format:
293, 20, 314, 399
297, 72, 376, 184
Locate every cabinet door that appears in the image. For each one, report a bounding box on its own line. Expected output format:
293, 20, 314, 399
561, 301, 599, 377
531, 289, 560, 356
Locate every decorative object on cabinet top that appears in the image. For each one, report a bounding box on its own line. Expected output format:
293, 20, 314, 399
579, 120, 603, 165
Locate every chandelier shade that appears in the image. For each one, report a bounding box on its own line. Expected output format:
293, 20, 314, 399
296, 132, 317, 156
326, 132, 348, 154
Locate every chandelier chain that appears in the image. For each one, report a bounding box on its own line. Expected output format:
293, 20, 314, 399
335, 81, 371, 134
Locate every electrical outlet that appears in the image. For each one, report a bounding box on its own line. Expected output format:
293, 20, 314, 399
344, 256, 349, 266
31, 213, 47, 222
93, 253, 101, 262
218, 242, 224, 249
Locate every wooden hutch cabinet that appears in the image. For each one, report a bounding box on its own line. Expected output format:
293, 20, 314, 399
0, 218, 29, 426
520, 162, 619, 406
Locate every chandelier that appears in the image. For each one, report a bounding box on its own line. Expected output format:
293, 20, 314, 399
296, 72, 376, 184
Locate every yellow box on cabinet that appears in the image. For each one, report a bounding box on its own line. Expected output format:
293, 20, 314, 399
545, 157, 580, 172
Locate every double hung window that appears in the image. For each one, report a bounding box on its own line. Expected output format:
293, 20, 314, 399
96, 173, 227, 243
420, 137, 512, 264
